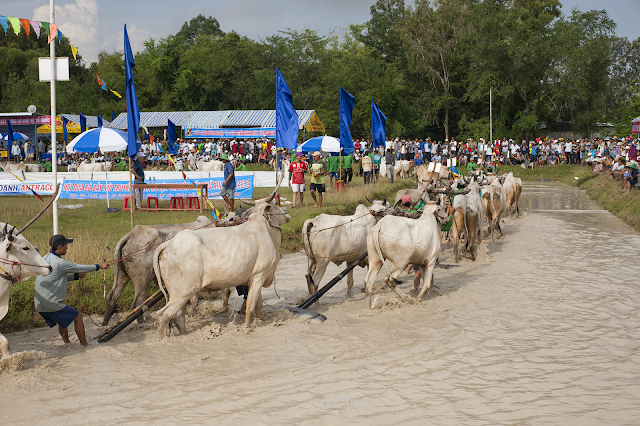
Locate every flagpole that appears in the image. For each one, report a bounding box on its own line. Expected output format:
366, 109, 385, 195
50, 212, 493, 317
128, 157, 133, 230
50, 0, 58, 234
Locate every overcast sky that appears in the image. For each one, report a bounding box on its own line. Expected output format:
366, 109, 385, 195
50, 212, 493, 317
4, 0, 639, 63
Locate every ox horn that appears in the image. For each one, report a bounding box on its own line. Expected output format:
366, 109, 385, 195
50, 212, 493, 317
365, 196, 373, 204
14, 184, 61, 237
265, 175, 284, 204
383, 198, 387, 206
242, 199, 256, 206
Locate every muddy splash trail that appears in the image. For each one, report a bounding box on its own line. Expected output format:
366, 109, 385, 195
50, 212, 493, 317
1, 183, 640, 425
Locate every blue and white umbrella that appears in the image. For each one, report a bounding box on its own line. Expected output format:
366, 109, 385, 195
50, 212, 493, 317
66, 128, 139, 209
3, 132, 29, 141
298, 136, 341, 156
66, 127, 132, 153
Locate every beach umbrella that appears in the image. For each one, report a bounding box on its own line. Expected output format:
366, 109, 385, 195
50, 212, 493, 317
66, 127, 137, 210
298, 136, 341, 156
3, 132, 28, 141
66, 127, 130, 153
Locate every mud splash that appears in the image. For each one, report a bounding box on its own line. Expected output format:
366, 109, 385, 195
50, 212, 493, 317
1, 183, 639, 425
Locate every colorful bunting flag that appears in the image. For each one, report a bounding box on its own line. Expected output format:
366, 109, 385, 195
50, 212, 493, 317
96, 72, 105, 86
7, 17, 20, 36
41, 21, 50, 38
0, 16, 9, 35
110, 89, 122, 98
71, 44, 78, 60
30, 20, 40, 38
48, 23, 58, 44
58, 29, 62, 43
19, 19, 30, 37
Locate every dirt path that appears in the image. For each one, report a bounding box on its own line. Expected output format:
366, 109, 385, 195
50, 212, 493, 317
1, 183, 639, 425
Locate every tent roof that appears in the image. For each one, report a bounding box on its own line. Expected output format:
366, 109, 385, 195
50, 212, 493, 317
110, 110, 322, 132
633, 116, 640, 124
110, 111, 196, 130
59, 114, 110, 128
184, 109, 317, 130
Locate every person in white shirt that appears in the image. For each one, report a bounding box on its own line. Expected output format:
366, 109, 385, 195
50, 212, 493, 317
11, 143, 21, 163
564, 140, 572, 164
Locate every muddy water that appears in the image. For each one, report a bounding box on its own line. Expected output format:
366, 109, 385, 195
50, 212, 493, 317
2, 183, 640, 425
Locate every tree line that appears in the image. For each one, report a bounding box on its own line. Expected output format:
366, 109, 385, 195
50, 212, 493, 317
1, 0, 639, 141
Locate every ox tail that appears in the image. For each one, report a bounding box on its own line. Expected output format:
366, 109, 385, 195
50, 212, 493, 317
302, 220, 316, 282
153, 240, 171, 304
463, 195, 469, 242
372, 225, 385, 266
112, 230, 132, 293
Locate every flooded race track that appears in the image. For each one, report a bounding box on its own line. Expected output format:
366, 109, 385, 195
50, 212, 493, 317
1, 183, 640, 425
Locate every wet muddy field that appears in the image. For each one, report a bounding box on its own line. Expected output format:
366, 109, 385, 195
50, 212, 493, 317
1, 183, 639, 425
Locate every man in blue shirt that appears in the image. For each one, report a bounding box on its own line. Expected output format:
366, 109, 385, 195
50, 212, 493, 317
220, 153, 235, 213
34, 235, 109, 347
131, 152, 146, 207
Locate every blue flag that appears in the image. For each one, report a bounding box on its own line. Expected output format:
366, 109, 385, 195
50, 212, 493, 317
340, 87, 355, 154
7, 120, 13, 158
111, 111, 115, 122
79, 113, 87, 133
97, 115, 103, 128
124, 24, 140, 158
275, 67, 299, 150
62, 116, 69, 143
167, 119, 177, 155
371, 98, 387, 149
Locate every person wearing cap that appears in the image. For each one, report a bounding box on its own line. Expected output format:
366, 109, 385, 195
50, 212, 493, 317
34, 235, 109, 347
288, 152, 308, 207
131, 151, 146, 207
187, 148, 197, 171
220, 153, 235, 212
310, 151, 327, 207
622, 162, 639, 193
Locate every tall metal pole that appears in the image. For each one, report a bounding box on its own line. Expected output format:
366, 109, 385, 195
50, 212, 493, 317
489, 87, 493, 149
50, 0, 58, 234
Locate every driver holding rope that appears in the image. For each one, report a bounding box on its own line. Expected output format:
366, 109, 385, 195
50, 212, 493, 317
34, 235, 109, 347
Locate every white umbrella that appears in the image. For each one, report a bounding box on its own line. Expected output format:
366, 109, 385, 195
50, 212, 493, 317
3, 132, 28, 140
67, 128, 137, 209
298, 136, 341, 156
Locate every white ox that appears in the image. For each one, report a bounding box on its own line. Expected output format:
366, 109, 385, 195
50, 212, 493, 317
481, 178, 507, 240
380, 158, 412, 179
364, 203, 449, 307
102, 216, 214, 325
76, 160, 114, 172
0, 223, 53, 358
153, 203, 290, 337
302, 199, 392, 296
197, 159, 224, 171
451, 181, 484, 262
415, 164, 449, 182
503, 172, 522, 217
2, 163, 40, 172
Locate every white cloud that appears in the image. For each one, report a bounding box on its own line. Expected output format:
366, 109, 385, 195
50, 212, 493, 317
32, 0, 102, 62
31, 0, 158, 64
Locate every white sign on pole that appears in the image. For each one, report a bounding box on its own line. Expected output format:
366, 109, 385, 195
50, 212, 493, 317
452, 158, 457, 166
446, 159, 451, 168
39, 57, 70, 81
435, 163, 441, 173
427, 162, 435, 172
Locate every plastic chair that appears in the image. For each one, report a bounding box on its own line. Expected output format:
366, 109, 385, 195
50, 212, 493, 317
169, 197, 184, 211
186, 197, 200, 211
146, 196, 159, 212
123, 196, 131, 211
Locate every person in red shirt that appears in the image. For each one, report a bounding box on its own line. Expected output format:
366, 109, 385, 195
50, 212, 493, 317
288, 152, 308, 208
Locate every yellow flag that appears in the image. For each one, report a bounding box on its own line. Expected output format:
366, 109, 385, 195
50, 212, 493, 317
110, 89, 122, 98
71, 44, 78, 60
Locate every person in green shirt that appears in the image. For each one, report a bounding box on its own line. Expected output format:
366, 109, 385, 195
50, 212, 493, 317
466, 159, 477, 173
340, 154, 353, 184
235, 160, 247, 172
310, 151, 327, 207
42, 159, 52, 172
327, 155, 339, 188
118, 160, 128, 171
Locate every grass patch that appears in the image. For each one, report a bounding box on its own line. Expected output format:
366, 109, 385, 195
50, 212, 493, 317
0, 175, 414, 332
